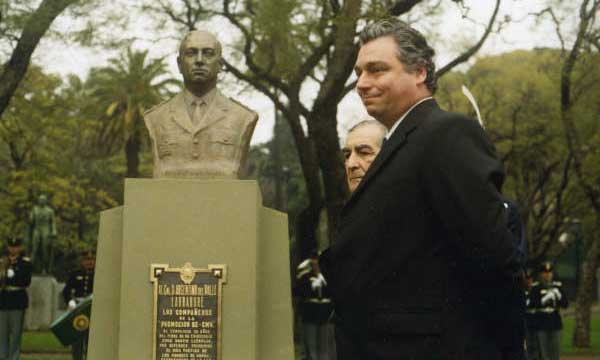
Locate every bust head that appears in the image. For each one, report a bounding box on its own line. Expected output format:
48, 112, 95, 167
177, 30, 222, 97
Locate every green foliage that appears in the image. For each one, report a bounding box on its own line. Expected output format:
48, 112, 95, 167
0, 65, 122, 276
0, 0, 38, 55
244, 115, 307, 223
436, 49, 600, 263
561, 315, 600, 354
85, 47, 178, 177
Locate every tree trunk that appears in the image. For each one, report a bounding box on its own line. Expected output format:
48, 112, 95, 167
572, 225, 600, 347
557, 0, 600, 348
287, 110, 324, 257
271, 109, 287, 212
0, 0, 78, 119
125, 132, 140, 178
310, 106, 348, 242
308, 0, 361, 243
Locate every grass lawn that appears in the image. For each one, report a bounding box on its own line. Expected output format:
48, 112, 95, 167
21, 356, 70, 360
22, 331, 68, 353
561, 316, 600, 355
18, 316, 599, 358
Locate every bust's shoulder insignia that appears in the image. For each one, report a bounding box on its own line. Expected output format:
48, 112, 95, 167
553, 281, 562, 286
228, 97, 258, 116
144, 97, 171, 116
22, 257, 31, 262
531, 281, 539, 286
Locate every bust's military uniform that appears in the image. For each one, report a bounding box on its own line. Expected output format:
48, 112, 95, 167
0, 238, 32, 360
144, 90, 258, 179
528, 263, 567, 360
63, 256, 95, 360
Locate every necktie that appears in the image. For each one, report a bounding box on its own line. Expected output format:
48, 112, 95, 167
192, 100, 206, 126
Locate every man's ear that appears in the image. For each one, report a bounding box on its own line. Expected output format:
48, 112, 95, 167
415, 65, 427, 85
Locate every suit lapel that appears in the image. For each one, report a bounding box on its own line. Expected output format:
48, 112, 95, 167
169, 93, 194, 133
193, 91, 228, 134
344, 99, 438, 209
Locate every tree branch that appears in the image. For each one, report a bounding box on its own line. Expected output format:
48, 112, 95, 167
388, 0, 424, 16
436, 0, 501, 78
533, 7, 567, 53
0, 0, 79, 119
220, 0, 290, 93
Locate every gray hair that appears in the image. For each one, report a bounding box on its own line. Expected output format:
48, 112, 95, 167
178, 30, 222, 57
347, 120, 387, 145
359, 18, 437, 94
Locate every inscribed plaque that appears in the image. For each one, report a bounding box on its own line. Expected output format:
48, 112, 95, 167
150, 263, 227, 360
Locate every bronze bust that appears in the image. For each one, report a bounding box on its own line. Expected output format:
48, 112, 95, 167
144, 30, 258, 179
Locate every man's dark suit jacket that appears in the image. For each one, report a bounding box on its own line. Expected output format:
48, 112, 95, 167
320, 99, 521, 360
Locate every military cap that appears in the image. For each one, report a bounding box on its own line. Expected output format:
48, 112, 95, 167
539, 261, 554, 272
7, 237, 24, 247
79, 249, 96, 258
80, 249, 96, 258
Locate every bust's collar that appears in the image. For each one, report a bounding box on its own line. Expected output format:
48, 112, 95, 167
183, 87, 217, 107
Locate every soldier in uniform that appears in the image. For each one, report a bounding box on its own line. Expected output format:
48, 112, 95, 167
525, 269, 540, 360
144, 30, 258, 179
0, 237, 32, 360
295, 251, 335, 360
63, 250, 95, 360
528, 262, 567, 360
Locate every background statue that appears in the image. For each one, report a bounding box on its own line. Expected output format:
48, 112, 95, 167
144, 30, 258, 179
28, 194, 57, 274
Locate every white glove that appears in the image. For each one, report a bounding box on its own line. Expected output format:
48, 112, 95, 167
296, 259, 312, 279
541, 291, 556, 306
68, 300, 77, 309
551, 288, 562, 301
310, 273, 327, 291
6, 269, 14, 279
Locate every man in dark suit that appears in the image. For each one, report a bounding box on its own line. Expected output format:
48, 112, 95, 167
319, 19, 523, 360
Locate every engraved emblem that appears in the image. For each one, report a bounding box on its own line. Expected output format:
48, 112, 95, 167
73, 314, 90, 331
180, 262, 195, 284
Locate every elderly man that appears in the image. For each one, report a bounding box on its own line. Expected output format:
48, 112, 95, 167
320, 19, 522, 360
342, 120, 387, 193
144, 30, 257, 179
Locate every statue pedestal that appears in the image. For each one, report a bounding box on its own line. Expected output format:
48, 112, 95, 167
88, 179, 294, 360
25, 275, 64, 330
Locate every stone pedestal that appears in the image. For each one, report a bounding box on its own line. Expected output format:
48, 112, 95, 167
24, 276, 65, 330
88, 179, 294, 360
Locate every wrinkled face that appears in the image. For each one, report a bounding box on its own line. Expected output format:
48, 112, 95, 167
354, 36, 426, 128
342, 125, 385, 193
177, 32, 221, 87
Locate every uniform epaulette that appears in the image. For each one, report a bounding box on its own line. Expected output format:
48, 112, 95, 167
22, 256, 30, 262
553, 281, 562, 286
144, 98, 170, 116
228, 97, 257, 115
531, 281, 539, 286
